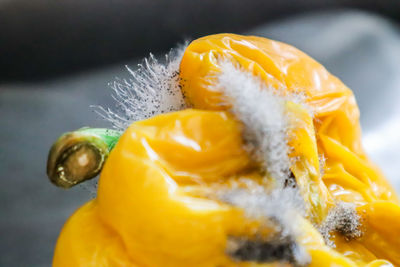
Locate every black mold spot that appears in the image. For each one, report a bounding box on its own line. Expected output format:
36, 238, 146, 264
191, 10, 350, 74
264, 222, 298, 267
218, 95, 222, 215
228, 237, 306, 266
284, 171, 297, 188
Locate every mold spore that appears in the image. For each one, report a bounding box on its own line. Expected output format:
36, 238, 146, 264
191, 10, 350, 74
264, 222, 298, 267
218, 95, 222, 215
95, 44, 188, 131
319, 202, 362, 247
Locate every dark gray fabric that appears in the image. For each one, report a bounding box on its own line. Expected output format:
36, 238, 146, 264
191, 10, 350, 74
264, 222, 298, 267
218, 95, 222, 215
1, 10, 400, 266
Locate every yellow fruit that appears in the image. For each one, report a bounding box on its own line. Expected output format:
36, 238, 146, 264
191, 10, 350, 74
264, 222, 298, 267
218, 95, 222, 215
53, 34, 400, 266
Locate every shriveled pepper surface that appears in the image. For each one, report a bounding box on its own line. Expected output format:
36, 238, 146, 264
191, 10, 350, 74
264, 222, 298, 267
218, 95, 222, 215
53, 34, 400, 267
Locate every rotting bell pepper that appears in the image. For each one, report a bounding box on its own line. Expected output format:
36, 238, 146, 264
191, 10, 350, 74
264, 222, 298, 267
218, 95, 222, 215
50, 34, 400, 267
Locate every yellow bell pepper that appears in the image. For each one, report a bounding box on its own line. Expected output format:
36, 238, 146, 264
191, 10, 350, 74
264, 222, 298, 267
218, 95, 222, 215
51, 34, 400, 266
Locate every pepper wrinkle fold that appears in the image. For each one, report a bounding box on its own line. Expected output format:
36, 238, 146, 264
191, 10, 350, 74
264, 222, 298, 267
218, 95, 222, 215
53, 34, 400, 267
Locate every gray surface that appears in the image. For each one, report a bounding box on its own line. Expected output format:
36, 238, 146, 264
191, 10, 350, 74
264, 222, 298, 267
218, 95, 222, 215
1, 10, 400, 266
0, 66, 133, 266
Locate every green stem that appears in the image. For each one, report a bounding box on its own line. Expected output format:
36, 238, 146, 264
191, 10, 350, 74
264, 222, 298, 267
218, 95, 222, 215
47, 128, 121, 189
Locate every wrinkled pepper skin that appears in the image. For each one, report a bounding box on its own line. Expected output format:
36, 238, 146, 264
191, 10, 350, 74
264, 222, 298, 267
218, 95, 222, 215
53, 34, 400, 266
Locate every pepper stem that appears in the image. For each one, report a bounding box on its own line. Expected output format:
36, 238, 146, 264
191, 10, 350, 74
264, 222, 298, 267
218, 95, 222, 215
47, 128, 121, 188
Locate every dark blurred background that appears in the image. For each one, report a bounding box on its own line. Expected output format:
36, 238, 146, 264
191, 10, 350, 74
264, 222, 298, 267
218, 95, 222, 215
1, 0, 400, 82
1, 1, 400, 266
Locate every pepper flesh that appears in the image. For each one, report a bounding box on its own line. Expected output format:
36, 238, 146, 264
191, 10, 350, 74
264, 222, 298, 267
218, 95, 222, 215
53, 34, 400, 266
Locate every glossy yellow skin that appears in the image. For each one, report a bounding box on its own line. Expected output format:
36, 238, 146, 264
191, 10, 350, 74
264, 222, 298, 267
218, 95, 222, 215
54, 34, 400, 266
